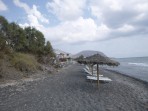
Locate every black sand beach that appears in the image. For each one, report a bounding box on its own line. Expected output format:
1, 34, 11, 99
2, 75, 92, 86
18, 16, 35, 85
0, 64, 148, 111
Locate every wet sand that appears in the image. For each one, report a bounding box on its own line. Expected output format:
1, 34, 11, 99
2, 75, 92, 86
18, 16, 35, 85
0, 64, 148, 111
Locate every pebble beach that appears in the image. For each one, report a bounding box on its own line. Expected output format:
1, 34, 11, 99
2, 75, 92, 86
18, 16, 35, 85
0, 64, 148, 111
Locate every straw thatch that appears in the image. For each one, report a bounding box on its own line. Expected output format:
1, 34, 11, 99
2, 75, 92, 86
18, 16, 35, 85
86, 54, 120, 66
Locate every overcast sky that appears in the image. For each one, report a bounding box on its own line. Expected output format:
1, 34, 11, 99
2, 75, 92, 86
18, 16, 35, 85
0, 0, 148, 58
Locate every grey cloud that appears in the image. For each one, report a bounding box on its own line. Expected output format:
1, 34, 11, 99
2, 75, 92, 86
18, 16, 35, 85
103, 10, 138, 28
89, 0, 148, 42
109, 26, 148, 41
132, 15, 148, 27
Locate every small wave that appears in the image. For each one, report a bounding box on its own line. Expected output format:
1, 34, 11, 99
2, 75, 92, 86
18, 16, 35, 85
128, 62, 148, 67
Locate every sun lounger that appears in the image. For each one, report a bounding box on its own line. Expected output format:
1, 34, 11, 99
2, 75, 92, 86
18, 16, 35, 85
83, 68, 90, 73
87, 76, 112, 82
83, 68, 103, 77
85, 66, 97, 71
83, 67, 97, 73
85, 65, 89, 70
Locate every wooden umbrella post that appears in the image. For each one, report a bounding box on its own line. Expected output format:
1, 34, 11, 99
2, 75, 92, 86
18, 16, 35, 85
97, 64, 99, 87
92, 64, 93, 75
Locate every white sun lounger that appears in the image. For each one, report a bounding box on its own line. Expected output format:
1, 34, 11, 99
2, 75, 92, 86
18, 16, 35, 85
87, 76, 112, 82
83, 68, 97, 73
85, 65, 89, 70
83, 68, 103, 77
85, 66, 97, 71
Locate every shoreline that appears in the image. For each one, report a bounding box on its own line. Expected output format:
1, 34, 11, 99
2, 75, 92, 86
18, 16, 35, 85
105, 68, 148, 85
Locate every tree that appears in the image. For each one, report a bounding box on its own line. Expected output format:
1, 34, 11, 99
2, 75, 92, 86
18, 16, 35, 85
24, 27, 45, 54
7, 22, 26, 51
0, 34, 6, 50
0, 16, 9, 36
14, 27, 27, 51
0, 15, 55, 57
0, 16, 9, 50
44, 41, 55, 57
78, 55, 84, 59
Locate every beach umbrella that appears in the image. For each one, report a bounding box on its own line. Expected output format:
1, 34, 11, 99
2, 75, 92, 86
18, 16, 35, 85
86, 54, 120, 87
76, 57, 89, 65
77, 58, 86, 64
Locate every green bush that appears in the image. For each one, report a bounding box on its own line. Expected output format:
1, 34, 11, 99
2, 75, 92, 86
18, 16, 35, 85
10, 53, 39, 72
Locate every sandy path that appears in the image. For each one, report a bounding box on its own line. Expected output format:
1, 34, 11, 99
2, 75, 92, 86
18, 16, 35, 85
0, 64, 148, 111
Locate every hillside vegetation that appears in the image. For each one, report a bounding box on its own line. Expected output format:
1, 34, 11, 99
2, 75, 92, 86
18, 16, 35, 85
0, 16, 55, 81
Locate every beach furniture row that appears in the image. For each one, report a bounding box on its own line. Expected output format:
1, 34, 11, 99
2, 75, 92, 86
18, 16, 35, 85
83, 65, 112, 82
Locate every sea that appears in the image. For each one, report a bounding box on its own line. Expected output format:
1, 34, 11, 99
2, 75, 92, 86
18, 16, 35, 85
106, 57, 148, 82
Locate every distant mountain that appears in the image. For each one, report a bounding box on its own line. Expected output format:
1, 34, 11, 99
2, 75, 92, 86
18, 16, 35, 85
72, 50, 107, 58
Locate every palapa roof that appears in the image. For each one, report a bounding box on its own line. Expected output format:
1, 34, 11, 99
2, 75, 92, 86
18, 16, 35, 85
85, 54, 120, 66
77, 58, 88, 64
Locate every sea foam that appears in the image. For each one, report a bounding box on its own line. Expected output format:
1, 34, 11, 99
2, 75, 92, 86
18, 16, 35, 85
128, 62, 148, 67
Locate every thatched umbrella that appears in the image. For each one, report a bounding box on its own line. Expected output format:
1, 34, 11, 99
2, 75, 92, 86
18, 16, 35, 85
86, 54, 120, 87
77, 58, 87, 64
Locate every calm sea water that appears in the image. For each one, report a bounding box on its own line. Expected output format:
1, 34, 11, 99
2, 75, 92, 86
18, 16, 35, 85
107, 57, 148, 82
